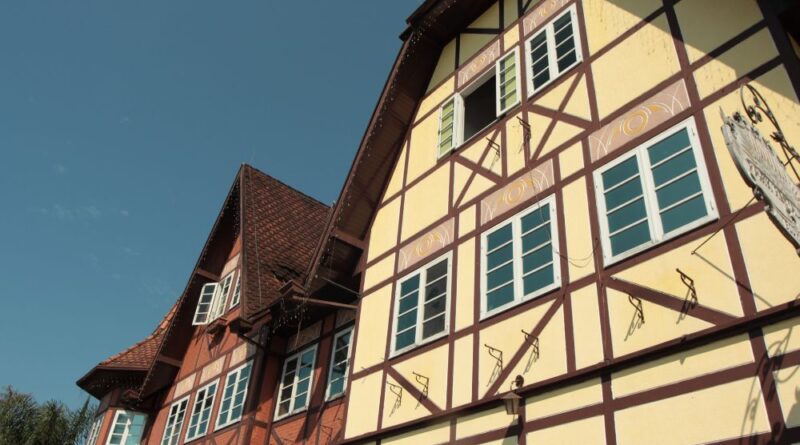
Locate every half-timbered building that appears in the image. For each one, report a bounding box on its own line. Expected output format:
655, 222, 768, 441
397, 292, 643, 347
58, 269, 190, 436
78, 165, 357, 445
324, 0, 800, 444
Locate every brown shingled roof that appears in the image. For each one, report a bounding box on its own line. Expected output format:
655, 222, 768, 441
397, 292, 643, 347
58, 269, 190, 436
240, 164, 330, 319
79, 164, 330, 402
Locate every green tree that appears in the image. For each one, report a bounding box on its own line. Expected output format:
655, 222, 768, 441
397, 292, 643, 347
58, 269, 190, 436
0, 386, 95, 445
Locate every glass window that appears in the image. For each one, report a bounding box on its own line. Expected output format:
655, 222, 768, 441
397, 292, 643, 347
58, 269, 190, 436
525, 5, 582, 96
85, 414, 103, 445
326, 328, 353, 400
160, 398, 188, 445
595, 119, 717, 264
392, 254, 451, 355
216, 361, 253, 429
275, 346, 317, 419
482, 196, 560, 318
229, 274, 241, 308
106, 410, 147, 445
185, 380, 218, 441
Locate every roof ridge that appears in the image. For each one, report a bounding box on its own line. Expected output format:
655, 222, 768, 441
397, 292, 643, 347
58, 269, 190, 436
241, 163, 331, 209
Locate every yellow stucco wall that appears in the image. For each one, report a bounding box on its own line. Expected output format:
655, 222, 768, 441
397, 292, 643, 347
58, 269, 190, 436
382, 372, 432, 428
383, 143, 407, 202
392, 344, 450, 410
368, 197, 401, 262
363, 254, 395, 293
582, 0, 661, 56
571, 284, 604, 369
526, 377, 603, 421
455, 238, 476, 332
675, 0, 764, 65
591, 14, 680, 120
382, 421, 451, 445
452, 334, 474, 408
527, 415, 606, 445
345, 370, 383, 439
559, 141, 584, 179
456, 406, 516, 440
401, 164, 450, 241
562, 177, 595, 282
614, 377, 771, 445
353, 284, 392, 370
774, 365, 800, 427
611, 334, 753, 398
763, 316, 800, 358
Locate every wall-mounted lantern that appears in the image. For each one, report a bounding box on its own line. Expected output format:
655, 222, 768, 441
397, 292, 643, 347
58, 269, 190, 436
502, 375, 524, 416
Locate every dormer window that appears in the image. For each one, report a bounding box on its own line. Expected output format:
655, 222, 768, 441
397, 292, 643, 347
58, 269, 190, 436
192, 271, 236, 326
437, 48, 521, 158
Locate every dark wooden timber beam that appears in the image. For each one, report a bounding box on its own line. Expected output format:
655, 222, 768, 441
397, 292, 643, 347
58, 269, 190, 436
156, 354, 182, 368
195, 268, 219, 282
333, 229, 366, 250
291, 296, 358, 311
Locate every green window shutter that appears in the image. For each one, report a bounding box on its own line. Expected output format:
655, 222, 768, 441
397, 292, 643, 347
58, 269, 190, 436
496, 50, 519, 114
601, 155, 652, 256
437, 97, 457, 157
646, 128, 708, 233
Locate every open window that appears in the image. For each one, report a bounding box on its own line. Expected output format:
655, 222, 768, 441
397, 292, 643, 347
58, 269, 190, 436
192, 271, 236, 326
437, 48, 520, 158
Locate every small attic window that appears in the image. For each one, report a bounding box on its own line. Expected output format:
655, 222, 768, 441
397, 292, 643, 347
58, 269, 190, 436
192, 270, 238, 326
436, 48, 520, 158
463, 72, 497, 142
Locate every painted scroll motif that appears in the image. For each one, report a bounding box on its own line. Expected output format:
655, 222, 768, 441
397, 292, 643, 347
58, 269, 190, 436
480, 159, 555, 225
523, 0, 569, 36
589, 80, 691, 162
458, 41, 501, 88
398, 218, 455, 273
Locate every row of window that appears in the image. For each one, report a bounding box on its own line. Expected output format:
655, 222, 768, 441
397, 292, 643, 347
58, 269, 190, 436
87, 327, 354, 445
394, 119, 717, 355
437, 5, 581, 157
192, 269, 241, 325
275, 327, 353, 420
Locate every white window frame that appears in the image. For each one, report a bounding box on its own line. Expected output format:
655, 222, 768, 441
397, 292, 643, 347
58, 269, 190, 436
192, 282, 218, 325
85, 414, 103, 445
106, 410, 147, 445
184, 379, 219, 442
325, 327, 354, 401
275, 344, 318, 420
192, 271, 235, 326
390, 251, 452, 357
594, 118, 717, 266
436, 48, 521, 159
524, 4, 583, 98
160, 397, 189, 445
480, 195, 561, 319
495, 47, 521, 116
215, 361, 253, 430
229, 273, 241, 309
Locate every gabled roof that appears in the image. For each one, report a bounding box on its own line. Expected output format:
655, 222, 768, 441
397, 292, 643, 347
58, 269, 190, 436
78, 164, 329, 402
305, 0, 495, 292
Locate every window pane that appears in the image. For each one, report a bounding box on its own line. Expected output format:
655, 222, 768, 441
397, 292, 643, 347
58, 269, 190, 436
521, 205, 549, 232
400, 275, 420, 296
395, 329, 416, 350
397, 310, 417, 332
423, 295, 446, 319
335, 331, 351, 349
651, 149, 696, 185
610, 220, 651, 255
426, 260, 448, 282
606, 198, 647, 233
294, 392, 308, 411
602, 156, 639, 189
487, 224, 513, 249
529, 32, 549, 90
487, 263, 514, 291
604, 177, 644, 210
422, 314, 445, 338
655, 172, 702, 209
328, 378, 345, 397
522, 244, 552, 273
487, 282, 515, 311
660, 194, 708, 233
523, 264, 554, 295
522, 225, 551, 251
398, 290, 418, 313
487, 243, 513, 270
425, 276, 447, 301
281, 360, 297, 385
278, 401, 290, 416
647, 129, 691, 165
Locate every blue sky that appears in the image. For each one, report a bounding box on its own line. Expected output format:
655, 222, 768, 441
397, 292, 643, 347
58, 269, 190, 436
0, 1, 421, 408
